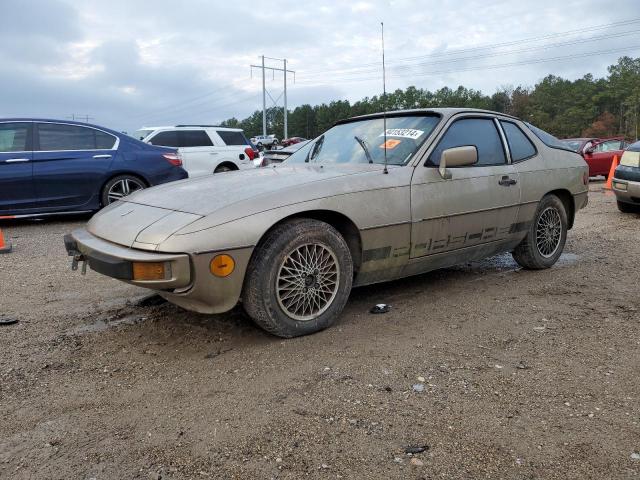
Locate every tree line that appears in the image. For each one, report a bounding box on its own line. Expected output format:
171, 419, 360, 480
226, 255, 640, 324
221, 56, 640, 142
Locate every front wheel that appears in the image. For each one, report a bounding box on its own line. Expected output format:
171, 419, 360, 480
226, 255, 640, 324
242, 219, 353, 338
512, 194, 568, 269
101, 175, 145, 206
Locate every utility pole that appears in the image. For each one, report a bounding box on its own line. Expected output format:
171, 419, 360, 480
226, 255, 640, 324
250, 56, 295, 139
261, 55, 266, 136
67, 114, 93, 123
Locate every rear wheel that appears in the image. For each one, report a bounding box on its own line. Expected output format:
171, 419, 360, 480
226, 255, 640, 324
242, 219, 353, 338
214, 164, 234, 173
512, 194, 567, 269
101, 175, 145, 206
617, 200, 640, 213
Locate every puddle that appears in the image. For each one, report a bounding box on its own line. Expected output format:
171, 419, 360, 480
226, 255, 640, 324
453, 252, 579, 275
70, 314, 147, 335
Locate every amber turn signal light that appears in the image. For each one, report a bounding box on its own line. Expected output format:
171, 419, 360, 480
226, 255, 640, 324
132, 262, 166, 281
210, 254, 235, 277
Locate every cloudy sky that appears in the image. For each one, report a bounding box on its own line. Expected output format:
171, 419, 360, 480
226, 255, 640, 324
2, 0, 640, 132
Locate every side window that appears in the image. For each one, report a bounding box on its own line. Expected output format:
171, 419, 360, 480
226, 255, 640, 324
37, 123, 96, 150
429, 118, 506, 166
500, 121, 536, 162
148, 131, 180, 147
0, 123, 30, 152
180, 130, 213, 147
95, 130, 117, 149
217, 130, 249, 146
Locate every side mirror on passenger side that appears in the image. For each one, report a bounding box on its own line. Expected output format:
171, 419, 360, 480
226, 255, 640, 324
585, 147, 595, 155
439, 146, 478, 179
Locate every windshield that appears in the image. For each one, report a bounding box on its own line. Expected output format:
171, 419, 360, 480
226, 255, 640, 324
133, 129, 155, 141
285, 115, 440, 166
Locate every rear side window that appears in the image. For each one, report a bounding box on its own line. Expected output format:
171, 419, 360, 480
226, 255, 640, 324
0, 123, 30, 152
95, 130, 117, 149
500, 121, 536, 162
180, 130, 213, 147
429, 118, 506, 166
524, 122, 573, 152
37, 123, 102, 151
217, 130, 250, 146
148, 131, 180, 147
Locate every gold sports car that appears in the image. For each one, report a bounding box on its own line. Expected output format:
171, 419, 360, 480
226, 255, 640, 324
65, 108, 589, 337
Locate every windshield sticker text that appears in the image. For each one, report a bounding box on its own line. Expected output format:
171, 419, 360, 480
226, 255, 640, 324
380, 128, 424, 139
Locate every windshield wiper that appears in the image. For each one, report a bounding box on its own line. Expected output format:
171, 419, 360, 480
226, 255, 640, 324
354, 136, 373, 164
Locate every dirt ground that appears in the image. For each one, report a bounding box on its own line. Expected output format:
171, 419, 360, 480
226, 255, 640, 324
1, 182, 639, 480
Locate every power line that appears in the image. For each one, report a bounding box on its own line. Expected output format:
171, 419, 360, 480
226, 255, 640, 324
250, 56, 295, 137
296, 45, 640, 87
299, 17, 640, 77
297, 29, 640, 81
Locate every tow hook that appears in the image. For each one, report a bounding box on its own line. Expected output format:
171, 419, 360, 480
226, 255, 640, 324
71, 254, 87, 274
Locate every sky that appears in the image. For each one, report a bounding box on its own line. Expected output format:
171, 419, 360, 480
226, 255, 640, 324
2, 0, 640, 133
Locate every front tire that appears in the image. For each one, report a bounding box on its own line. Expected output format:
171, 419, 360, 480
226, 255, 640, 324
242, 219, 353, 338
512, 194, 568, 269
101, 175, 145, 207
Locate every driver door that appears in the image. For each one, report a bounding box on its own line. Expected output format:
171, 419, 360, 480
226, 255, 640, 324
410, 116, 521, 259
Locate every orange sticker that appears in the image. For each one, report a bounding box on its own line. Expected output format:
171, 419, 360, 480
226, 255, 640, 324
379, 139, 401, 150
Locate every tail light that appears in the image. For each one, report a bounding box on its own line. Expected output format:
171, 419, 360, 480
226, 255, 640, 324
162, 152, 182, 167
244, 147, 256, 161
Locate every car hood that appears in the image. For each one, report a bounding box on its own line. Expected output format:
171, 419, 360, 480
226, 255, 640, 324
88, 163, 396, 249
119, 164, 387, 216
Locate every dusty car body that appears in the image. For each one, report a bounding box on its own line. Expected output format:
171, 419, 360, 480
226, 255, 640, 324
612, 141, 640, 213
65, 108, 589, 337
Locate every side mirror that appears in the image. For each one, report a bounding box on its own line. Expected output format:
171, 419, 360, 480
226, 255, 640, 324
585, 147, 595, 155
439, 146, 478, 179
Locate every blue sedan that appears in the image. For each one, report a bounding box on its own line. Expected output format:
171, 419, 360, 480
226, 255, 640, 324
0, 119, 188, 218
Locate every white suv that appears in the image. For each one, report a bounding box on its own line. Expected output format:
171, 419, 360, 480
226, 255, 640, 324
135, 125, 258, 177
251, 134, 279, 149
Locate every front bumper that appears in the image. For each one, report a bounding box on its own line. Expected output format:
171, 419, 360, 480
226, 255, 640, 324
612, 177, 640, 205
64, 229, 191, 290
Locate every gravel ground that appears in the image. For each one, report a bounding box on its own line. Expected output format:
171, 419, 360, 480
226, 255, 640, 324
1, 183, 639, 480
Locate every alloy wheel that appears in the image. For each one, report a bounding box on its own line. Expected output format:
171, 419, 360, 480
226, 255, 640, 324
535, 206, 562, 258
276, 243, 340, 321
107, 178, 144, 204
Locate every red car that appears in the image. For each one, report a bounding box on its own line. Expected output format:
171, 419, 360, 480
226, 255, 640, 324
280, 136, 307, 147
561, 137, 628, 178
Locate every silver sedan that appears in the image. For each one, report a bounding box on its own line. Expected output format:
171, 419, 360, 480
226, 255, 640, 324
65, 108, 589, 337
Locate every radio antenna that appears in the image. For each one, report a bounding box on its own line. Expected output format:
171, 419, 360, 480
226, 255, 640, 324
381, 22, 388, 174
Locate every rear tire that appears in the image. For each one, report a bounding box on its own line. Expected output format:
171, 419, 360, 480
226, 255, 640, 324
617, 200, 640, 213
512, 194, 567, 269
100, 175, 145, 207
242, 219, 353, 338
214, 164, 234, 173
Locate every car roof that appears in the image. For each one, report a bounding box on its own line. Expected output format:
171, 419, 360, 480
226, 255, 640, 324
335, 108, 520, 126
0, 118, 122, 136
141, 125, 243, 132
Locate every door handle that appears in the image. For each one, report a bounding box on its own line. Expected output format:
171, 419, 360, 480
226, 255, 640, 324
498, 176, 517, 186
210, 152, 219, 155
5, 158, 30, 163
93, 154, 112, 159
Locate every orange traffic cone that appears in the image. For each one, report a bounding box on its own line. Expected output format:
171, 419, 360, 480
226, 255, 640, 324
0, 228, 12, 254
604, 154, 620, 190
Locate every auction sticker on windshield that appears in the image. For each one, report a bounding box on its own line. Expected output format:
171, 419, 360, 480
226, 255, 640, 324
380, 128, 424, 139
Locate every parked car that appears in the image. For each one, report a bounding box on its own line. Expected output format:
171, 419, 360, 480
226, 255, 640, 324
280, 137, 307, 147
136, 125, 258, 176
561, 137, 627, 178
65, 108, 588, 337
0, 119, 187, 218
251, 134, 279, 149
260, 140, 311, 167
611, 140, 640, 213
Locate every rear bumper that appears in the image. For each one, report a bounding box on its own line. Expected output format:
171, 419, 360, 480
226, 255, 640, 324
64, 229, 191, 290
